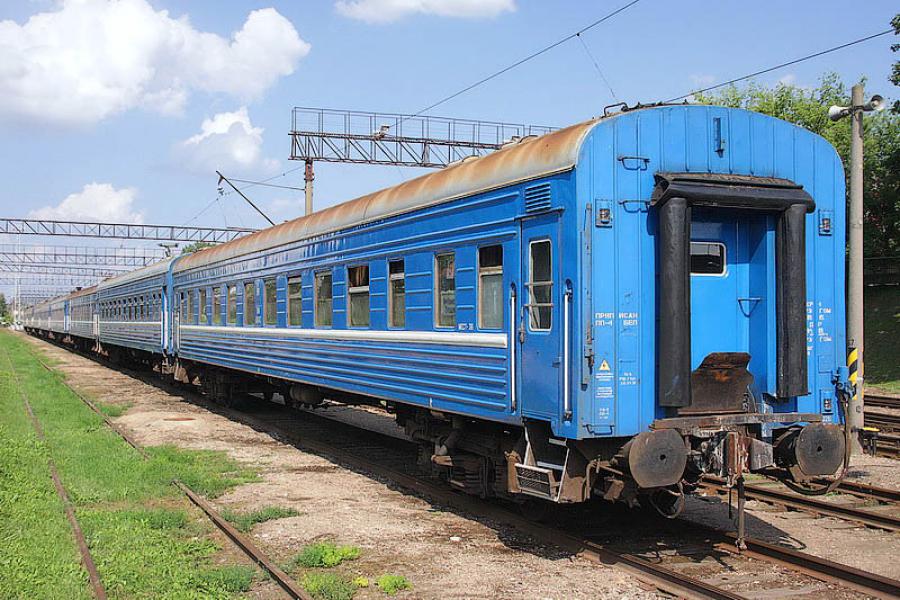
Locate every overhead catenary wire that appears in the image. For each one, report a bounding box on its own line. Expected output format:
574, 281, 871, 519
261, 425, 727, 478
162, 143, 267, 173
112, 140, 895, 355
408, 0, 643, 118
664, 29, 894, 103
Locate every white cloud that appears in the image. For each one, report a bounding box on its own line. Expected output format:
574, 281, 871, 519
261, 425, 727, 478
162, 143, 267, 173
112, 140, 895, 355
0, 1, 310, 125
778, 74, 797, 86
335, 0, 515, 23
690, 74, 716, 88
29, 183, 144, 223
176, 107, 278, 175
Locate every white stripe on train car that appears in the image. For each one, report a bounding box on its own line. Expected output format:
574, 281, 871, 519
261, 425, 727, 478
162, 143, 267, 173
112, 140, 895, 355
180, 325, 508, 349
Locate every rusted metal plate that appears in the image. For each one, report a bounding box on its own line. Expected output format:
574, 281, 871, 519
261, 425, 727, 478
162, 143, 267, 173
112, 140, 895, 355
680, 352, 754, 415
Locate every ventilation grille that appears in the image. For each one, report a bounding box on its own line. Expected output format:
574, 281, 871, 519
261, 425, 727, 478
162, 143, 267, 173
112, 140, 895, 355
524, 183, 552, 213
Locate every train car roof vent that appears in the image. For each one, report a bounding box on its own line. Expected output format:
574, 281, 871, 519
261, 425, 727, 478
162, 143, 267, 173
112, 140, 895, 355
524, 182, 552, 213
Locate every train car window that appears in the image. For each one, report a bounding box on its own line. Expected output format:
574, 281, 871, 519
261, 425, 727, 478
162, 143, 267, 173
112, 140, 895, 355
187, 291, 194, 324
690, 242, 726, 276
478, 245, 503, 329
212, 287, 222, 325
388, 260, 405, 328
199, 288, 208, 324
314, 271, 333, 327
435, 253, 456, 328
244, 282, 256, 326
528, 240, 552, 331
348, 265, 370, 327
287, 276, 302, 326
227, 285, 237, 325
264, 279, 277, 326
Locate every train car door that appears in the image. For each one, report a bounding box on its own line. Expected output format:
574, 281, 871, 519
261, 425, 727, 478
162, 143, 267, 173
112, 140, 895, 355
689, 208, 771, 395
519, 214, 562, 420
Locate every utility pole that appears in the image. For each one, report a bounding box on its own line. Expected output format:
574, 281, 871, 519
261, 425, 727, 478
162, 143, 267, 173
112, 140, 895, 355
304, 159, 314, 216
848, 84, 866, 454
828, 84, 884, 454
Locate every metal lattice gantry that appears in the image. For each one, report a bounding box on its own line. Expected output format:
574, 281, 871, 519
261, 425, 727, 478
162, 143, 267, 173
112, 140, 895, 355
0, 218, 258, 242
0, 275, 102, 287
0, 264, 127, 278
290, 107, 557, 168
0, 244, 167, 268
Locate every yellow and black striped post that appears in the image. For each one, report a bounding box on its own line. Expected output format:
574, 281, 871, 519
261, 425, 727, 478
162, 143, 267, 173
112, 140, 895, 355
847, 347, 864, 454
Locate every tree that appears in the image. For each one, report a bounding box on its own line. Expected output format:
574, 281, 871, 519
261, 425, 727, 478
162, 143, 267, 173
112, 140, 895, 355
0, 293, 9, 324
695, 73, 900, 258
180, 242, 215, 255
891, 13, 899, 112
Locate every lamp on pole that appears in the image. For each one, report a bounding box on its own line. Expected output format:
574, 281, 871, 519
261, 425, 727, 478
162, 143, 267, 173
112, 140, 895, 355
828, 83, 884, 454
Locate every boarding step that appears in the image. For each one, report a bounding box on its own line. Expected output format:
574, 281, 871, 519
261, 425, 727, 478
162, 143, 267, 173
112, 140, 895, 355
515, 463, 558, 500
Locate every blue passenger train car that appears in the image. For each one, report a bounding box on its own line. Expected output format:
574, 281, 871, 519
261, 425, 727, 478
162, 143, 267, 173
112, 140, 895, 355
24, 104, 849, 511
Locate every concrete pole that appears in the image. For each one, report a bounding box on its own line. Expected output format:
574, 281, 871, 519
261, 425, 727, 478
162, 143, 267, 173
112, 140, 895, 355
847, 83, 865, 454
304, 159, 314, 216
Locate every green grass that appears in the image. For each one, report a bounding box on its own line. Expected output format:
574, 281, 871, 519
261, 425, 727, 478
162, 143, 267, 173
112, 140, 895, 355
375, 574, 412, 595
293, 542, 361, 569
301, 572, 357, 600
0, 330, 262, 598
865, 287, 900, 393
221, 506, 299, 533
95, 400, 131, 418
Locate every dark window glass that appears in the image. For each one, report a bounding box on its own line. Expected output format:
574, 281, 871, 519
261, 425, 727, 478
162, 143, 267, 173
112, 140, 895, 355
315, 271, 332, 327
288, 276, 302, 326
528, 240, 552, 331
478, 245, 503, 329
435, 253, 456, 328
690, 242, 726, 275
264, 279, 277, 325
388, 260, 405, 328
348, 265, 370, 327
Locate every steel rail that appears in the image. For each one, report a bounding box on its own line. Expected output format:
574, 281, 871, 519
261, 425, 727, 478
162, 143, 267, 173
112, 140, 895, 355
1, 347, 108, 600
866, 394, 900, 410
28, 349, 312, 600
700, 476, 900, 532
713, 533, 900, 599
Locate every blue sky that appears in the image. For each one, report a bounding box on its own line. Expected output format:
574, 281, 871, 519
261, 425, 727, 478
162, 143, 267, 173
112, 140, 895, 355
0, 0, 897, 259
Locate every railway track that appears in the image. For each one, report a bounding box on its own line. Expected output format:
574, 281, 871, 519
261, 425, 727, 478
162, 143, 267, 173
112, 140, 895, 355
864, 393, 900, 457
25, 349, 313, 600
26, 334, 900, 600
866, 394, 900, 411
699, 475, 900, 532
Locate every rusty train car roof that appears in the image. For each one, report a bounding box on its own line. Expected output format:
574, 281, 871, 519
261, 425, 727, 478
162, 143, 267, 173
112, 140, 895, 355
96, 256, 176, 292
175, 118, 601, 273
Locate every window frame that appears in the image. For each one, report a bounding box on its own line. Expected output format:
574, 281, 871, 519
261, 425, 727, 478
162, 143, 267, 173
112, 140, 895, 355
212, 286, 222, 325
198, 288, 208, 324
226, 284, 237, 325
477, 244, 504, 330
347, 264, 370, 328
314, 270, 333, 328
263, 278, 278, 326
689, 241, 728, 277
388, 259, 405, 329
243, 281, 257, 327
527, 239, 553, 332
434, 252, 456, 329
287, 275, 303, 327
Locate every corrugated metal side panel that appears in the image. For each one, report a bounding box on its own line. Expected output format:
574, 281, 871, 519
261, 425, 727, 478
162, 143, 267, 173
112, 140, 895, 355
99, 322, 162, 353
178, 329, 510, 415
